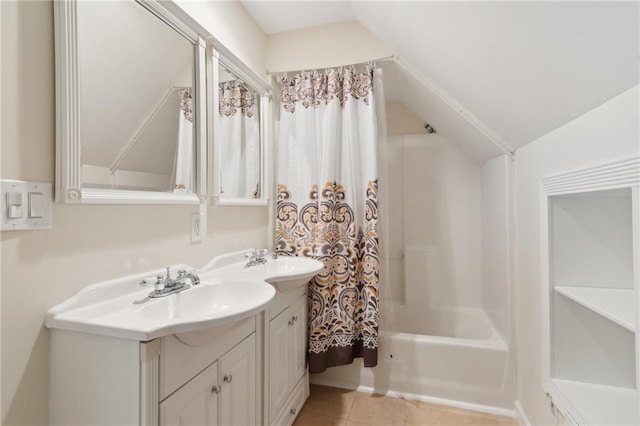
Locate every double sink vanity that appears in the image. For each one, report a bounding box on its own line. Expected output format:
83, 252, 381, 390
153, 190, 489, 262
46, 250, 323, 425
48, 1, 319, 423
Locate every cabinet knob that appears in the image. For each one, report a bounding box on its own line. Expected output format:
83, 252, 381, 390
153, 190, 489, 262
211, 385, 221, 394
288, 319, 294, 326
290, 408, 297, 415
292, 315, 298, 322
223, 374, 233, 383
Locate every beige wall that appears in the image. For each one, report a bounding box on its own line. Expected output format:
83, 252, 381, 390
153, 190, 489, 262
515, 86, 639, 424
386, 102, 425, 137
0, 1, 269, 424
267, 20, 392, 73
175, 0, 268, 78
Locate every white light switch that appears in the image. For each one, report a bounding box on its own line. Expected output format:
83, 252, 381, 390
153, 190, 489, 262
6, 191, 23, 219
1, 180, 52, 231
29, 192, 44, 218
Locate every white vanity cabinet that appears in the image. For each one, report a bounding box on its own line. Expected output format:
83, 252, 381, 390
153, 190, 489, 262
46, 251, 323, 426
160, 333, 256, 426
266, 288, 309, 425
541, 158, 640, 425
50, 316, 259, 426
159, 360, 220, 425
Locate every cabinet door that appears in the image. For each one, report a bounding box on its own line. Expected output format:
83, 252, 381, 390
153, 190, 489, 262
160, 361, 219, 426
269, 307, 292, 420
290, 295, 308, 385
219, 334, 256, 426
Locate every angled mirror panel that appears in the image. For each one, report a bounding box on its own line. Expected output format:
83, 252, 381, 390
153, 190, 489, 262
217, 63, 261, 199
210, 49, 271, 206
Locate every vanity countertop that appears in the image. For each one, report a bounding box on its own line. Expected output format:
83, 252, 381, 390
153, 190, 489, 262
45, 250, 323, 341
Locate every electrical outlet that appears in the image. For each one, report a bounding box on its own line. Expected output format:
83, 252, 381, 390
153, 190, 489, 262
191, 213, 202, 243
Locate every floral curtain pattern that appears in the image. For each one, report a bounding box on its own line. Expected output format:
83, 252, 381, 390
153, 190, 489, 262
174, 88, 193, 192
276, 65, 381, 373
219, 80, 257, 118
280, 66, 374, 113
179, 88, 193, 122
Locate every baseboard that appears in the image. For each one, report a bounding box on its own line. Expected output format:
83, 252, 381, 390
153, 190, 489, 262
514, 400, 532, 426
309, 376, 516, 418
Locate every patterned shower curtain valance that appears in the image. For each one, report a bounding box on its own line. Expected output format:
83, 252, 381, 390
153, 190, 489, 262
279, 66, 374, 113
179, 88, 193, 122
275, 65, 381, 373
219, 80, 257, 118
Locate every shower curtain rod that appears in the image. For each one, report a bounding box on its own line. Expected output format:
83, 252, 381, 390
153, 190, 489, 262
266, 54, 398, 76
268, 53, 515, 158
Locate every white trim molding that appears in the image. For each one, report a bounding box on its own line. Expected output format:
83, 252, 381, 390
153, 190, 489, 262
514, 401, 532, 426
54, 0, 206, 204
139, 338, 161, 426
541, 156, 640, 195
209, 47, 271, 207
539, 155, 640, 426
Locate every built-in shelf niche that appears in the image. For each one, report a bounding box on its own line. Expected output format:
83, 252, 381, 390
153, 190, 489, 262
542, 157, 639, 426
552, 293, 636, 388
550, 188, 633, 289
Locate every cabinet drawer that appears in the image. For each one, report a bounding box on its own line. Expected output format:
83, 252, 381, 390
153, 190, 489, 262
271, 373, 309, 426
160, 316, 255, 400
269, 286, 306, 320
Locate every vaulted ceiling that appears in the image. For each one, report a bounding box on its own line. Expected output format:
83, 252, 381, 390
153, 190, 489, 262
243, 1, 639, 160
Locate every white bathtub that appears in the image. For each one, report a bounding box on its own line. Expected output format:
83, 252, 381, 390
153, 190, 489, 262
394, 308, 502, 342
311, 308, 514, 415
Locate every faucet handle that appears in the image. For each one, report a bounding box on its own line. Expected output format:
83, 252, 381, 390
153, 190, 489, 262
245, 248, 262, 258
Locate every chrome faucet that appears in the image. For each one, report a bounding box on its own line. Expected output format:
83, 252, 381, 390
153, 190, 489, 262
245, 249, 268, 268
142, 267, 200, 298
244, 249, 280, 268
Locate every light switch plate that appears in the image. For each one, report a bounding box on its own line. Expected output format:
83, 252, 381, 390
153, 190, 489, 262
1, 180, 53, 231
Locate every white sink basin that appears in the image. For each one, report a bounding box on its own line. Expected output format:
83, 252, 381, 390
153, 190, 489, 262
138, 280, 274, 321
46, 272, 275, 341
46, 251, 323, 341
261, 257, 324, 292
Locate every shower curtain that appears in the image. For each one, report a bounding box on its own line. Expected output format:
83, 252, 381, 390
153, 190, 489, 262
218, 80, 260, 198
275, 65, 383, 373
174, 88, 193, 192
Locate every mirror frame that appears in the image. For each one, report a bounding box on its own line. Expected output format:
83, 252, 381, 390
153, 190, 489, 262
54, 0, 207, 204
209, 47, 271, 206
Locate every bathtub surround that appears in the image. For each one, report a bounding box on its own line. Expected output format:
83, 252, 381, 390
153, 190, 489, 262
275, 65, 383, 373
313, 133, 515, 412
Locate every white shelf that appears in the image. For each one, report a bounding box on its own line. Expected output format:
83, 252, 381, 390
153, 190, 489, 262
552, 379, 638, 426
554, 286, 636, 332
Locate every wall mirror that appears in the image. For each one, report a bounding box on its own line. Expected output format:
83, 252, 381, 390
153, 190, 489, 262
210, 49, 271, 206
55, 0, 206, 204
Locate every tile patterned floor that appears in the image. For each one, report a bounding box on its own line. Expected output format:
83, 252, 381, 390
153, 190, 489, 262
293, 385, 517, 426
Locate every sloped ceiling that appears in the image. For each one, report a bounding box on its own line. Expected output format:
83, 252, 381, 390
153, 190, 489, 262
242, 1, 639, 155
